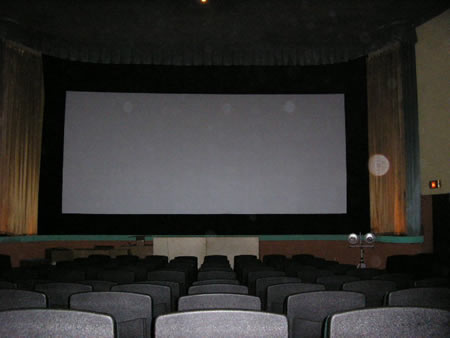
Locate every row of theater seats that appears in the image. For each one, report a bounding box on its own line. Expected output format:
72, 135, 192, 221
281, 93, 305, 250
0, 307, 448, 337
0, 253, 449, 337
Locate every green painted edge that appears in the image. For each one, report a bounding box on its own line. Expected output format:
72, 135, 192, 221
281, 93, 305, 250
0, 234, 423, 243
376, 236, 424, 243
259, 235, 349, 241
0, 235, 153, 243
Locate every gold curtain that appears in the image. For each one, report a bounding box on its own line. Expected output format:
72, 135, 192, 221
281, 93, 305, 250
367, 43, 407, 234
0, 40, 44, 235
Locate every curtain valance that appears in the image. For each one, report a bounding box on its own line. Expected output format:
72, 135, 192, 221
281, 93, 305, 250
1, 0, 443, 65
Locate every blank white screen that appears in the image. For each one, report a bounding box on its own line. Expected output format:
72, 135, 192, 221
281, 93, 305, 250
63, 92, 347, 214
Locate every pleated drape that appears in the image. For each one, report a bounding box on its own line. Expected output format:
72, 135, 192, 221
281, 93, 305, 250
367, 43, 407, 235
0, 39, 44, 235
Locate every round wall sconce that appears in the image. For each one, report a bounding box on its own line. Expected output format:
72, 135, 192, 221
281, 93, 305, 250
347, 233, 359, 245
364, 232, 376, 245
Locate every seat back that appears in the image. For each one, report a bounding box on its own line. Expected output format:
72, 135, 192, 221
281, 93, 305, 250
316, 275, 360, 290
144, 255, 168, 265
98, 269, 135, 284
125, 265, 149, 282
115, 255, 139, 265
203, 255, 229, 265
77, 280, 117, 291
255, 276, 301, 309
287, 291, 365, 337
325, 264, 356, 275
0, 309, 115, 337
147, 270, 187, 295
140, 280, 180, 310
70, 291, 152, 338
192, 279, 240, 286
342, 279, 396, 307
414, 277, 449, 288
112, 283, 172, 316
34, 282, 92, 308
0, 281, 17, 289
240, 264, 272, 284
234, 255, 258, 270
199, 265, 233, 271
48, 268, 86, 282
345, 268, 385, 279
188, 283, 248, 295
262, 254, 287, 270
179, 293, 261, 311
324, 307, 450, 337
297, 269, 334, 283
373, 273, 413, 289
155, 310, 288, 337
197, 270, 237, 281
386, 287, 450, 310
266, 282, 325, 313
291, 254, 315, 264
0, 289, 47, 310
247, 270, 285, 295
172, 256, 198, 268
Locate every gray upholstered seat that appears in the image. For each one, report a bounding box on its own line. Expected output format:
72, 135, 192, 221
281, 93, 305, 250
98, 269, 135, 284
197, 270, 237, 280
414, 277, 449, 288
342, 279, 396, 307
178, 293, 261, 311
316, 275, 360, 290
266, 282, 325, 313
0, 289, 47, 310
192, 279, 240, 286
287, 291, 365, 337
155, 310, 288, 337
386, 287, 450, 310
345, 268, 385, 279
247, 270, 285, 295
188, 283, 248, 295
70, 291, 152, 338
297, 269, 334, 283
324, 307, 450, 337
0, 309, 115, 338
139, 280, 180, 311
254, 276, 301, 309
373, 273, 413, 289
48, 268, 86, 282
34, 282, 92, 308
147, 270, 187, 295
203, 255, 229, 264
77, 280, 117, 291
0, 281, 17, 289
112, 283, 172, 317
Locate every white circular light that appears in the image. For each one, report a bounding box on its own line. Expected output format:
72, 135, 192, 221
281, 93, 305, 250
364, 233, 376, 244
348, 233, 359, 245
283, 100, 296, 113
368, 154, 390, 176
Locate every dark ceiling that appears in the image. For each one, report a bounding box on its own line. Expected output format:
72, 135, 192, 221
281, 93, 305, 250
0, 0, 448, 65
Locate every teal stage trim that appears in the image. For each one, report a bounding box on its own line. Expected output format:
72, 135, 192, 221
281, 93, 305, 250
0, 234, 424, 243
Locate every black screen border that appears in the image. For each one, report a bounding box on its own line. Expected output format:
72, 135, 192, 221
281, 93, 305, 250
38, 56, 370, 235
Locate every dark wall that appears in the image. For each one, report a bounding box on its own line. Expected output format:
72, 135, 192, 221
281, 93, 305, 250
433, 193, 450, 259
